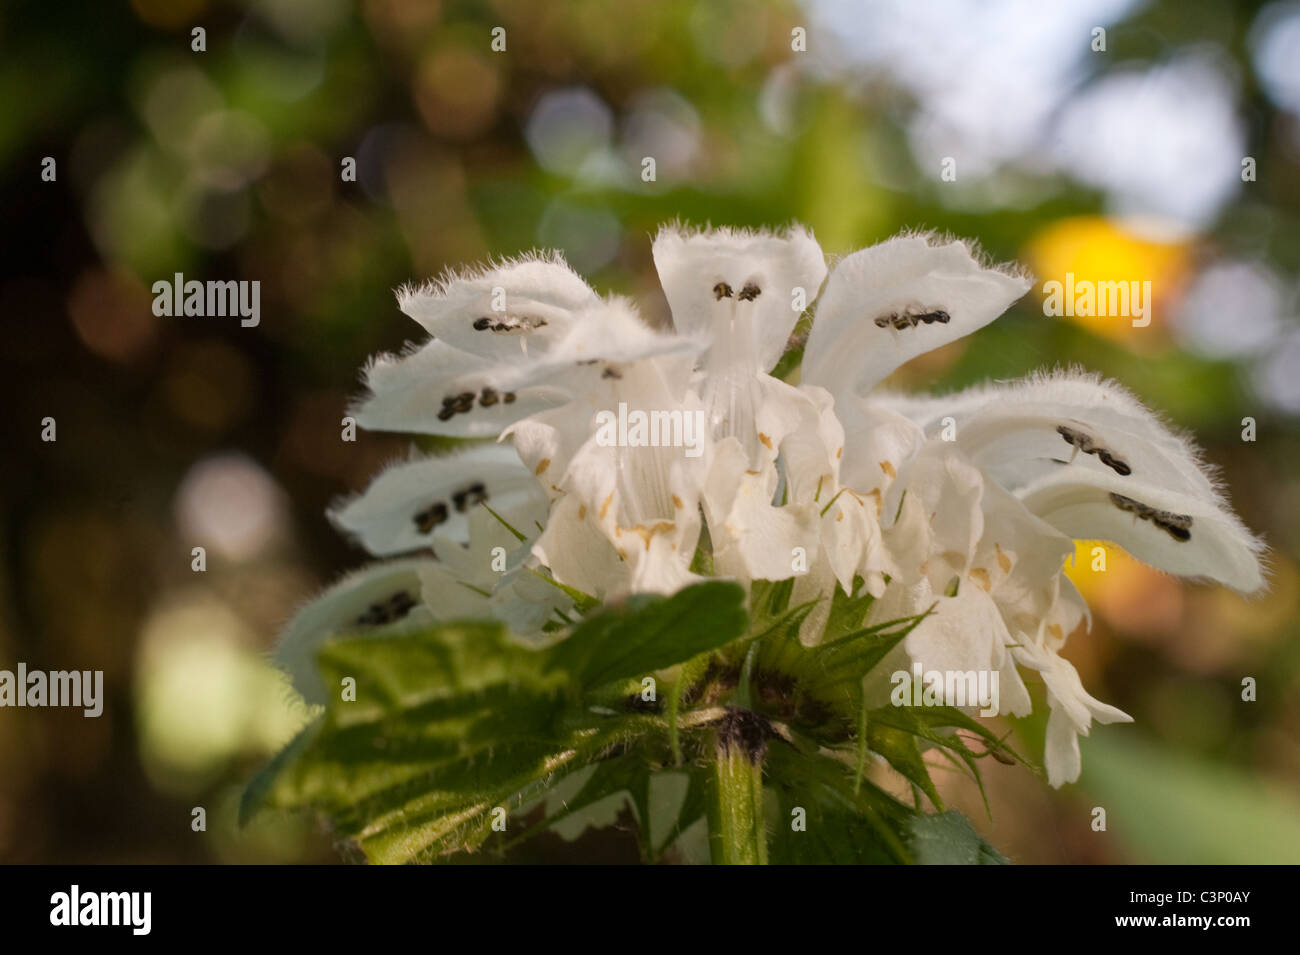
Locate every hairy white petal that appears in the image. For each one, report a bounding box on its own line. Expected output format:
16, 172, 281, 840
872, 387, 1000, 433
494, 297, 703, 394
913, 369, 1221, 501
883, 370, 1266, 593
1018, 469, 1264, 592
329, 444, 546, 556
353, 340, 568, 436
275, 559, 445, 704
652, 223, 827, 372
396, 251, 599, 360
803, 233, 1031, 399
355, 298, 695, 439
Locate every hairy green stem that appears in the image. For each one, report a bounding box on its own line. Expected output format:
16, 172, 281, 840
707, 709, 769, 865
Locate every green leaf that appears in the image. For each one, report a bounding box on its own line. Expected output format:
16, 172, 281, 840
907, 811, 1008, 865
867, 721, 944, 811
768, 784, 899, 864
868, 704, 1036, 815
749, 577, 795, 621
241, 619, 603, 862
241, 585, 753, 863
765, 741, 916, 864
804, 609, 929, 694
547, 580, 748, 689
821, 576, 877, 643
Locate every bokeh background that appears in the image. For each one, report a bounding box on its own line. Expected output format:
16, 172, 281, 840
4, 0, 1300, 863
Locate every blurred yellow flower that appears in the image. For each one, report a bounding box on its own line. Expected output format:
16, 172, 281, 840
1025, 216, 1190, 348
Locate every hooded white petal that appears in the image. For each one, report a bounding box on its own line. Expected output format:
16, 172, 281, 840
653, 225, 826, 465
495, 296, 702, 391
352, 340, 568, 437
803, 233, 1032, 400
329, 443, 547, 556
882, 370, 1265, 592
396, 251, 599, 360
652, 223, 827, 371
275, 558, 447, 704
899, 369, 1220, 499
1019, 470, 1263, 592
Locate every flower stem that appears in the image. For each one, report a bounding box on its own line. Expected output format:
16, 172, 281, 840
707, 707, 770, 865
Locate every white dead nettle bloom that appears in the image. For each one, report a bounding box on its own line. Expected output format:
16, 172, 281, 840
274, 225, 1265, 787
651, 226, 829, 586
802, 232, 1264, 786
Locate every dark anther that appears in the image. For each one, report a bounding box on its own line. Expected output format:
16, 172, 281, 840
479, 387, 500, 407
451, 481, 488, 513
503, 392, 517, 404
473, 316, 493, 330
413, 500, 449, 533
737, 283, 761, 301
1059, 425, 1132, 476
355, 590, 417, 628
1160, 522, 1191, 542
1098, 451, 1132, 476
877, 306, 949, 330
713, 282, 734, 300
1109, 492, 1192, 542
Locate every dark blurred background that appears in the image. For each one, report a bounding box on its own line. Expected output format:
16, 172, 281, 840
3, 0, 1299, 863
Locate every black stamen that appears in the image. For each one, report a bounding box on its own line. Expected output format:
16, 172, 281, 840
413, 500, 449, 533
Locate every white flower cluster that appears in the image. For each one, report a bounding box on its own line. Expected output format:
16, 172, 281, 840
276, 225, 1265, 787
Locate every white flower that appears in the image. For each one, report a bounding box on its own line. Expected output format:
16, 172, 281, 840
652, 224, 827, 462
274, 223, 1265, 789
